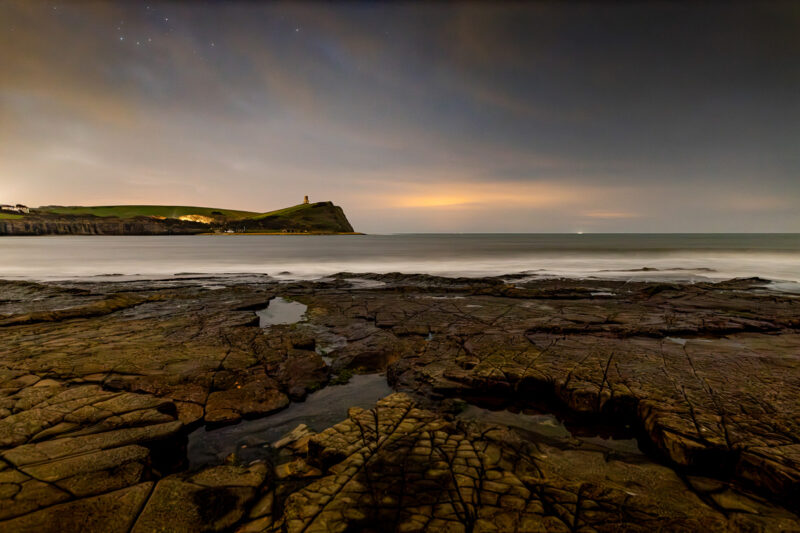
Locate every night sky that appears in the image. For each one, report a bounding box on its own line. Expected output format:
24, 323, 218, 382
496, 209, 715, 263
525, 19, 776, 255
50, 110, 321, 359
2, 1, 798, 232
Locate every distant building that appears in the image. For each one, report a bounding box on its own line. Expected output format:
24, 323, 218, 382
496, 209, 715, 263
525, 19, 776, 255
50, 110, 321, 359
303, 195, 309, 204
1, 204, 27, 213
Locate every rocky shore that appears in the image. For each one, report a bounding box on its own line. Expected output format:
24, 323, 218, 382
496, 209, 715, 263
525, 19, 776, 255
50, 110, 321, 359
0, 273, 798, 531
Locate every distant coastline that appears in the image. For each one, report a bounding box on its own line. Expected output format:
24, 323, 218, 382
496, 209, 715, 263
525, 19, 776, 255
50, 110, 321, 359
202, 232, 365, 236
0, 200, 356, 236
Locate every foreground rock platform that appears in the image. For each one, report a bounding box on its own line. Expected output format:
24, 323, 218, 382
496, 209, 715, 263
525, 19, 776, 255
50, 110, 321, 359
0, 273, 798, 531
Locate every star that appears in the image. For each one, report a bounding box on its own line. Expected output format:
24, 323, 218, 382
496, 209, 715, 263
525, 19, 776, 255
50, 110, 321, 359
295, 27, 300, 32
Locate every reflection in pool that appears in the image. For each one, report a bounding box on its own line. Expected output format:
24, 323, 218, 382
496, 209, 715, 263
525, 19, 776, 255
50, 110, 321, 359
187, 374, 392, 469
256, 297, 307, 327
457, 404, 644, 456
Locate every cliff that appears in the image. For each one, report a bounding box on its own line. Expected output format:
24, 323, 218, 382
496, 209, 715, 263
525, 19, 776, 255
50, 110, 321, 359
0, 201, 356, 236
0, 215, 208, 236
229, 202, 355, 233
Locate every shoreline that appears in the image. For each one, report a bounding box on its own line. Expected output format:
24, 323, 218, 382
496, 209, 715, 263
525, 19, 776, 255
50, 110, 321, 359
1, 271, 798, 293
0, 231, 367, 237
199, 231, 366, 236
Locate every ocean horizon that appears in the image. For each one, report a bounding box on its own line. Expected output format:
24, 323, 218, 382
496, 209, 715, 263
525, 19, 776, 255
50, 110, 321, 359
2, 233, 798, 289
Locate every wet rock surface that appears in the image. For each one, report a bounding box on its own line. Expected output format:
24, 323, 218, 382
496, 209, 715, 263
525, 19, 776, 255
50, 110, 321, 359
0, 274, 798, 531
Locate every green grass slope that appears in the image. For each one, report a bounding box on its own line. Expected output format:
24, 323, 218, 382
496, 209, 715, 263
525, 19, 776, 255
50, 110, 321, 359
27, 201, 356, 233
249, 203, 315, 219
234, 202, 355, 233
38, 205, 259, 220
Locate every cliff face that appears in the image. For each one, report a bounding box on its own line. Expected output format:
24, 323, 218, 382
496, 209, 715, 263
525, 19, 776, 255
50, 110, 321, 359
0, 215, 208, 236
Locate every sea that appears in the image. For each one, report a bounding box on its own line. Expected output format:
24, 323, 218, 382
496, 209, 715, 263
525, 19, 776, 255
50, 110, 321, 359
1, 234, 798, 291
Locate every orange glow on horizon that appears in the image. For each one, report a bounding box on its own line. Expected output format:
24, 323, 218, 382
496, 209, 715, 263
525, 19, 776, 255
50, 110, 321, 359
387, 181, 586, 209
396, 196, 474, 208
581, 211, 640, 219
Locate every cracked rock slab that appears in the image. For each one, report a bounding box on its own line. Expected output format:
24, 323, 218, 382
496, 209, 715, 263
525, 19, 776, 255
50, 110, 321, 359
253, 393, 799, 532
0, 275, 798, 531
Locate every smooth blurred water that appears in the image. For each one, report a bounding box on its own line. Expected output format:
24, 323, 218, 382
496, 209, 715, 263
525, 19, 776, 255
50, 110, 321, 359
0, 234, 798, 287
187, 374, 392, 469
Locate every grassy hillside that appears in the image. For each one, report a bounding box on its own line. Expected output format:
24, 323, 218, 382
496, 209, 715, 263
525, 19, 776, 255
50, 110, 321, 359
249, 203, 314, 219
23, 201, 357, 233
37, 205, 259, 220
0, 213, 24, 219
231, 202, 355, 233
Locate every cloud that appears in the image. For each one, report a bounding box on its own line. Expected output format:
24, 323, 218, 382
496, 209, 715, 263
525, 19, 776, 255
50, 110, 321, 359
718, 193, 794, 212
365, 179, 626, 212
581, 211, 640, 219
0, 1, 798, 232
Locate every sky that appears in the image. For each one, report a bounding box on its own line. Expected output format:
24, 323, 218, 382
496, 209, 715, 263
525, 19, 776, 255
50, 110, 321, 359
1, 1, 798, 233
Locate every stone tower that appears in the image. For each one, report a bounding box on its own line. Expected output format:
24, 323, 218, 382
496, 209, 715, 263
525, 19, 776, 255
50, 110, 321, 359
303, 195, 309, 204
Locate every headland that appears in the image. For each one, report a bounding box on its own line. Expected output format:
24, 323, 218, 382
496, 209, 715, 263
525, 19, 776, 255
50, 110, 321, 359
0, 200, 356, 236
